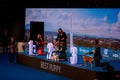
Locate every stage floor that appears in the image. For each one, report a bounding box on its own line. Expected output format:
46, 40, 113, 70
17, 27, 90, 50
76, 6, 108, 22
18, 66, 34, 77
20, 52, 120, 72
16, 52, 120, 80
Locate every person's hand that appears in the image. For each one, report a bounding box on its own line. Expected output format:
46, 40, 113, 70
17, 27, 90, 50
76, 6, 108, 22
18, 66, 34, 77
40, 38, 42, 40
54, 41, 58, 46
35, 41, 39, 45
8, 45, 10, 48
92, 50, 95, 53
84, 52, 88, 55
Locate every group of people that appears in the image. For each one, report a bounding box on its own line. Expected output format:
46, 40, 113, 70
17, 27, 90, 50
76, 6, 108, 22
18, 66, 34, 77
55, 28, 102, 66
23, 28, 102, 67
2, 28, 102, 67
34, 28, 68, 61
54, 28, 67, 61
2, 29, 17, 63
54, 28, 102, 66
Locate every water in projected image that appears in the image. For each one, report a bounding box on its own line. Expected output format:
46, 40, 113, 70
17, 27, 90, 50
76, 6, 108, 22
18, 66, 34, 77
25, 8, 120, 61
44, 46, 120, 61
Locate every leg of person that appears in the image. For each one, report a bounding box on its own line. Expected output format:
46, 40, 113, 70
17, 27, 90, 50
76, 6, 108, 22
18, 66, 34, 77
3, 44, 5, 53
13, 53, 15, 63
59, 53, 64, 60
64, 53, 68, 61
10, 53, 12, 63
59, 53, 67, 61
64, 42, 67, 50
11, 53, 14, 63
14, 53, 16, 63
6, 44, 8, 53
95, 57, 100, 67
4, 44, 7, 53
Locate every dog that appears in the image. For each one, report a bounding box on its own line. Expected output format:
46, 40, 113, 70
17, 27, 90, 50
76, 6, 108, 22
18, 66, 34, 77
52, 52, 59, 61
82, 55, 93, 68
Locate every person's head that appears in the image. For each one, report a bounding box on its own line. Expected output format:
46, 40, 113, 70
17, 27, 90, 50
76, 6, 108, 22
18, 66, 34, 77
58, 28, 63, 34
94, 39, 99, 45
4, 29, 8, 35
37, 34, 42, 39
10, 36, 14, 42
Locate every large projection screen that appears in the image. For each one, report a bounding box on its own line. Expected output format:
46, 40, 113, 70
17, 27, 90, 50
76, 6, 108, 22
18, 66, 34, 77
25, 8, 120, 61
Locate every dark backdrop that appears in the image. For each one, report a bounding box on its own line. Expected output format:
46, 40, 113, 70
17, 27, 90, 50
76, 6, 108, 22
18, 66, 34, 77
30, 21, 44, 41
0, 0, 120, 42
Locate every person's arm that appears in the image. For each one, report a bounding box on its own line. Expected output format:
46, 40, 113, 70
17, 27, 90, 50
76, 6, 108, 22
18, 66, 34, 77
56, 34, 60, 42
54, 34, 59, 47
14, 42, 17, 47
41, 40, 44, 46
61, 32, 67, 40
8, 42, 10, 49
59, 46, 63, 51
85, 51, 94, 55
35, 40, 39, 45
59, 48, 62, 51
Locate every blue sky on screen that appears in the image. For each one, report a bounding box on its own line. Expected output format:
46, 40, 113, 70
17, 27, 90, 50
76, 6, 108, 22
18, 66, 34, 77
25, 8, 120, 39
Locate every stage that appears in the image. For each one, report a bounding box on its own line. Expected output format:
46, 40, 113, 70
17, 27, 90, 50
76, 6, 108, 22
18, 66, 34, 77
16, 52, 120, 80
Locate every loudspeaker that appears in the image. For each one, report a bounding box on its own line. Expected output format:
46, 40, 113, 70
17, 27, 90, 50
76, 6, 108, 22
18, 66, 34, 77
30, 21, 44, 41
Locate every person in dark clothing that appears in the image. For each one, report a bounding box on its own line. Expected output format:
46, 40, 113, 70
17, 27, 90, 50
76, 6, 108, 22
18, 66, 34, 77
55, 28, 67, 50
85, 39, 102, 67
2, 29, 9, 54
8, 36, 16, 63
35, 34, 44, 55
58, 42, 67, 61
22, 38, 29, 54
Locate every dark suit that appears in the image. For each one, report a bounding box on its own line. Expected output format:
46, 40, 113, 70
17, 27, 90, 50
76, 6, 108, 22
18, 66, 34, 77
88, 45, 102, 66
8, 41, 16, 63
94, 45, 102, 66
2, 33, 9, 53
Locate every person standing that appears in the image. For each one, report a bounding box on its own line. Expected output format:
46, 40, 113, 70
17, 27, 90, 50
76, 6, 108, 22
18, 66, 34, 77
8, 36, 16, 63
55, 28, 67, 50
25, 30, 30, 42
22, 38, 29, 54
2, 29, 9, 54
85, 39, 102, 67
35, 34, 44, 55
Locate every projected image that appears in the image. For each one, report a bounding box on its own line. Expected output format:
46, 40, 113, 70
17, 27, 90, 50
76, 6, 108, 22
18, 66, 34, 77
25, 8, 120, 60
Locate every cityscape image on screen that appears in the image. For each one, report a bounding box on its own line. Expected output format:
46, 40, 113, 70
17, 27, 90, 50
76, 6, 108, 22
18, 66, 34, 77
25, 8, 120, 60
